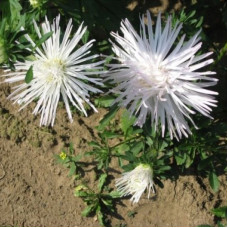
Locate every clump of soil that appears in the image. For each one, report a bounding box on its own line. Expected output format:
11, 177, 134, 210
0, 72, 226, 227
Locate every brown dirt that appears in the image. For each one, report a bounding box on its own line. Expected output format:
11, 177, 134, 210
0, 70, 226, 227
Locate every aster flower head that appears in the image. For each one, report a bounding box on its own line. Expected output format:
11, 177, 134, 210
4, 15, 105, 126
116, 164, 155, 204
106, 11, 218, 140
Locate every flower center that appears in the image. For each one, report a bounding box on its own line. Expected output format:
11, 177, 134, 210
138, 64, 170, 88
33, 58, 66, 84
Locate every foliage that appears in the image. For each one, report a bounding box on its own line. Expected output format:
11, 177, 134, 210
74, 179, 121, 226
55, 143, 83, 179
199, 206, 227, 227
0, 0, 226, 226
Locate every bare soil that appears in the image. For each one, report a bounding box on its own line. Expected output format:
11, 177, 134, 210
0, 68, 226, 227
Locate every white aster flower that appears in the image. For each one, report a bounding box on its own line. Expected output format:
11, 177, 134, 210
106, 11, 218, 140
116, 164, 155, 204
4, 15, 105, 126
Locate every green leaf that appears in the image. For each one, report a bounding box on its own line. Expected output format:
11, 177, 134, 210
196, 16, 204, 28
82, 30, 90, 44
211, 206, 227, 219
10, 30, 27, 43
160, 140, 168, 151
97, 105, 119, 131
72, 154, 82, 162
175, 153, 186, 166
118, 157, 123, 167
75, 191, 89, 197
68, 163, 76, 176
132, 128, 143, 135
157, 165, 171, 172
109, 191, 121, 198
122, 163, 135, 172
25, 65, 33, 84
82, 205, 95, 217
146, 136, 153, 146
98, 173, 108, 191
69, 142, 74, 154
116, 143, 130, 154
101, 131, 121, 139
185, 150, 195, 169
0, 0, 22, 25
131, 141, 143, 156
94, 95, 115, 108
209, 171, 220, 192
96, 206, 105, 226
88, 141, 101, 149
120, 110, 135, 136
33, 31, 53, 49
186, 10, 196, 20
121, 151, 135, 162
101, 198, 112, 206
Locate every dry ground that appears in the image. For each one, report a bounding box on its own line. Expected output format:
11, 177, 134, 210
0, 70, 226, 227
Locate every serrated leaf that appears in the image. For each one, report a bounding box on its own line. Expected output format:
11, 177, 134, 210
98, 173, 108, 191
209, 171, 220, 192
25, 65, 33, 84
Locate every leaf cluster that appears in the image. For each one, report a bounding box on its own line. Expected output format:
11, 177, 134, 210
55, 143, 83, 179
74, 175, 120, 226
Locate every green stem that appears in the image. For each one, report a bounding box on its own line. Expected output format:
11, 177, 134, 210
110, 135, 142, 150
